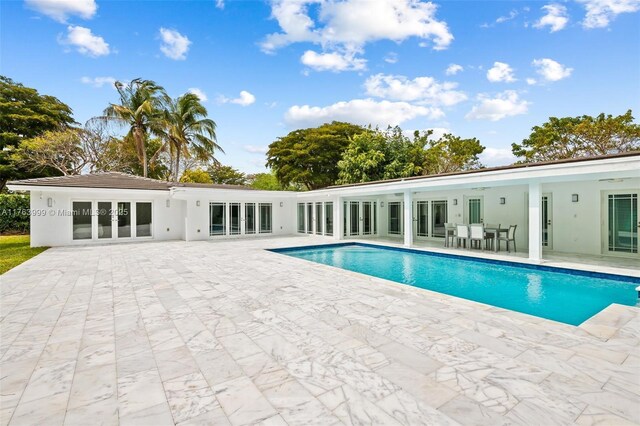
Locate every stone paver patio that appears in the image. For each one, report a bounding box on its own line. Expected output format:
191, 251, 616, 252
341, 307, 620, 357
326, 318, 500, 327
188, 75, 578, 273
1, 237, 638, 425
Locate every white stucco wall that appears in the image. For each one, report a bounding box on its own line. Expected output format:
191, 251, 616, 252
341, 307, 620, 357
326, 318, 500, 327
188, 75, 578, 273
28, 189, 185, 247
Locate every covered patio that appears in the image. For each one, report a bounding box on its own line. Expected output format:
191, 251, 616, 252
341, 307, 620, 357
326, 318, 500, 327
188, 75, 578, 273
295, 153, 639, 267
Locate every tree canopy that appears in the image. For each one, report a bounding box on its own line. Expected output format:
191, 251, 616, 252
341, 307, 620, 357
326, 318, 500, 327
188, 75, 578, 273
207, 164, 247, 185
0, 76, 75, 190
179, 169, 213, 184
512, 110, 640, 163
266, 121, 365, 190
337, 128, 485, 185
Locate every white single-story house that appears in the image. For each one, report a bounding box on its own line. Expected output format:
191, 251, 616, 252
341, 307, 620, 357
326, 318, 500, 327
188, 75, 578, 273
6, 152, 640, 263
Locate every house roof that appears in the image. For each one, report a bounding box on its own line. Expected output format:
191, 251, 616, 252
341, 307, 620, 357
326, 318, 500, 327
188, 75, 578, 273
7, 172, 255, 191
324, 151, 640, 190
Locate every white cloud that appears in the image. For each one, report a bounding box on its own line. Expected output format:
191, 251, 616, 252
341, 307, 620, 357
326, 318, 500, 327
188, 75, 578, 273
219, 90, 256, 106
486, 62, 516, 83
445, 63, 463, 75
216, 0, 225, 9
526, 78, 537, 85
465, 90, 529, 121
187, 88, 208, 102
577, 0, 640, 28
496, 9, 518, 23
260, 0, 453, 69
534, 4, 569, 32
532, 58, 573, 81
26, 0, 96, 22
159, 28, 191, 60
285, 98, 443, 128
80, 76, 116, 88
384, 52, 398, 64
480, 147, 517, 166
60, 25, 110, 57
300, 50, 367, 72
364, 73, 467, 106
244, 145, 269, 154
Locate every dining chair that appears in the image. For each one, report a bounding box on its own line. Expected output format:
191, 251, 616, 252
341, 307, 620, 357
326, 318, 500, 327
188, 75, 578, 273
469, 224, 485, 250
484, 224, 500, 250
456, 225, 469, 249
444, 223, 456, 247
498, 225, 517, 252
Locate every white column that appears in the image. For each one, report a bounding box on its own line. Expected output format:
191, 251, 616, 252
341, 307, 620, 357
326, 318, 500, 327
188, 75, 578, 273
334, 196, 343, 240
528, 182, 542, 262
403, 190, 413, 247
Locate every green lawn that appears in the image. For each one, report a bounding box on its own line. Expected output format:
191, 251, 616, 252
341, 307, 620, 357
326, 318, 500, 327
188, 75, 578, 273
0, 235, 48, 275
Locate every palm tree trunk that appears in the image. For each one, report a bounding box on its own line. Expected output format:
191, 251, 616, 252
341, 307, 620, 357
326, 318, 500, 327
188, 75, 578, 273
134, 127, 148, 178
175, 148, 181, 182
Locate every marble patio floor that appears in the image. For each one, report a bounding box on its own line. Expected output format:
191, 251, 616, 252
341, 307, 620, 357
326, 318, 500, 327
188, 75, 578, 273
1, 236, 638, 425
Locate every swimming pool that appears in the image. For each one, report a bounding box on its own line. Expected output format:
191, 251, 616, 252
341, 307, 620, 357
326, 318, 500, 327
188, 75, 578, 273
273, 243, 639, 325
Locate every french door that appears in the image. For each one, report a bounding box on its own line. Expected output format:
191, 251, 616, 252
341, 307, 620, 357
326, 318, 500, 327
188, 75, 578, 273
465, 197, 483, 224
542, 193, 552, 249
605, 192, 638, 255
209, 201, 272, 237
72, 200, 152, 241
343, 201, 378, 237
414, 200, 448, 239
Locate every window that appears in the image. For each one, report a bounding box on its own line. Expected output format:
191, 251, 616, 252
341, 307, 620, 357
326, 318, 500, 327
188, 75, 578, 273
97, 201, 112, 239
608, 194, 638, 253
388, 202, 402, 235
135, 202, 152, 237
117, 202, 131, 238
259, 203, 272, 233
245, 203, 256, 234
315, 203, 323, 234
350, 201, 359, 235
229, 203, 241, 235
325, 202, 333, 236
373, 202, 377, 235
72, 201, 92, 240
431, 200, 448, 238
306, 203, 313, 234
343, 201, 348, 237
417, 201, 428, 237
297, 203, 305, 233
363, 201, 372, 235
209, 203, 226, 236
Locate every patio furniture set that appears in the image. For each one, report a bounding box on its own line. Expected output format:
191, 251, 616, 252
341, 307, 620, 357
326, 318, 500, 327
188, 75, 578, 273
445, 223, 517, 253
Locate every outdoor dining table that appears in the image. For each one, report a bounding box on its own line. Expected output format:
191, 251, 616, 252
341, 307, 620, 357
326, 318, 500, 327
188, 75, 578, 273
444, 224, 509, 252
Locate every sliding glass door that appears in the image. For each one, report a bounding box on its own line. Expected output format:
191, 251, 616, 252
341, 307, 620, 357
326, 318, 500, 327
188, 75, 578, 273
229, 203, 241, 235
416, 201, 428, 237
607, 193, 638, 254
325, 202, 333, 236
72, 201, 92, 240
315, 203, 323, 234
388, 202, 402, 235
259, 203, 272, 233
297, 203, 305, 233
245, 203, 256, 234
431, 200, 448, 238
117, 202, 131, 238
97, 201, 112, 239
209, 203, 226, 236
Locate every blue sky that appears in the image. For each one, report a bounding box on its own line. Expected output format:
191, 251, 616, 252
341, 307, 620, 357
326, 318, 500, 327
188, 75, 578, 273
2, 0, 639, 172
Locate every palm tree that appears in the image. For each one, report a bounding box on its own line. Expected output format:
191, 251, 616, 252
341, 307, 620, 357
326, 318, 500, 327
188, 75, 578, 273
156, 93, 223, 181
103, 79, 165, 177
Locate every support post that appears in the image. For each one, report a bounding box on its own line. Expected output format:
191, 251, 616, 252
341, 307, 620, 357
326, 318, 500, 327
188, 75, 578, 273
403, 190, 413, 247
528, 182, 542, 262
334, 197, 343, 240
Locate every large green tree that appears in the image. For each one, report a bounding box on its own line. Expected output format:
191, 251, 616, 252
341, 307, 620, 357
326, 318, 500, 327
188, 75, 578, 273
207, 164, 247, 185
103, 78, 166, 177
266, 121, 365, 190
512, 110, 640, 163
155, 93, 222, 182
337, 127, 427, 184
14, 128, 86, 176
423, 133, 485, 175
0, 76, 75, 191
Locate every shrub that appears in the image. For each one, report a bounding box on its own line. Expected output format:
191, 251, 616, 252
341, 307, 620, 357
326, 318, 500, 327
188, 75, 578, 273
0, 193, 30, 234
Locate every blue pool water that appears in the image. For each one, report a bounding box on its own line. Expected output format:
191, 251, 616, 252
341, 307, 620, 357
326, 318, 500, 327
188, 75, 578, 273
273, 243, 639, 325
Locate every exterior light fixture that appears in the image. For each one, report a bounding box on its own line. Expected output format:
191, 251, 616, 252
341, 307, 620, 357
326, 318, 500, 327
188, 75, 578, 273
453, 199, 458, 206
47, 197, 53, 207
380, 201, 385, 207
280, 201, 283, 207
196, 200, 201, 207
166, 199, 171, 208
499, 197, 506, 205
572, 194, 579, 202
